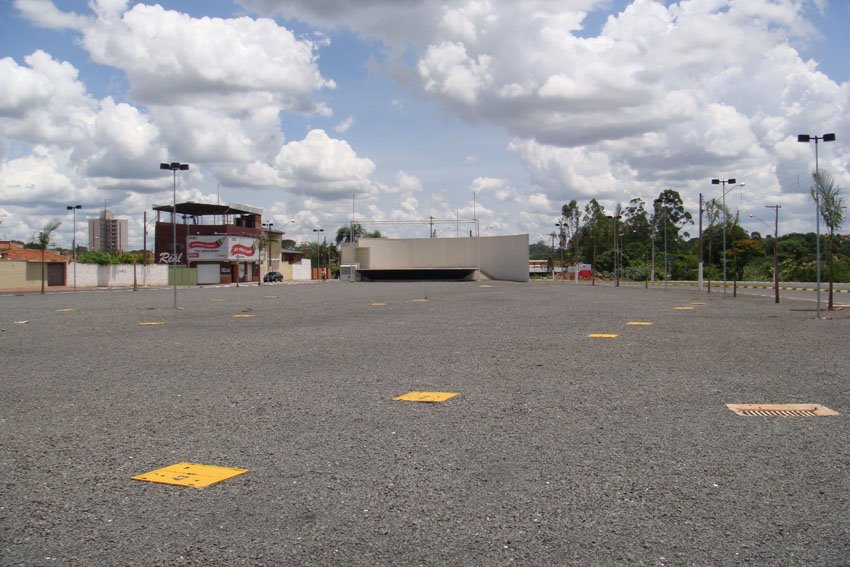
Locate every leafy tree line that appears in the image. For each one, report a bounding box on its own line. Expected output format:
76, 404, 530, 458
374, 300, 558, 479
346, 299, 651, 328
535, 176, 847, 289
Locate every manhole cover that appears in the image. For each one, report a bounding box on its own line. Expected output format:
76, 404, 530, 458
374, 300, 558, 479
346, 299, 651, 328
726, 404, 839, 417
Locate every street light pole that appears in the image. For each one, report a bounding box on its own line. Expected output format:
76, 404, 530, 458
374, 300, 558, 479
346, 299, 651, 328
160, 162, 189, 309
555, 219, 566, 281
313, 228, 324, 280
66, 204, 81, 291
797, 133, 835, 320
766, 206, 781, 303
710, 178, 744, 299
262, 222, 274, 284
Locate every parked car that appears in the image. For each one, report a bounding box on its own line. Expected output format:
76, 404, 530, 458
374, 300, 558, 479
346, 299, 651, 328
263, 271, 283, 282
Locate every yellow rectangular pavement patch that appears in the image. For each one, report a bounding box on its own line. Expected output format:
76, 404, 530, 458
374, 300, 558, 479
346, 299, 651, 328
626, 322, 653, 326
394, 391, 459, 403
690, 301, 706, 305
587, 333, 619, 338
233, 314, 256, 318
133, 462, 249, 488
674, 307, 693, 310
55, 308, 75, 312
138, 321, 164, 326
369, 302, 386, 307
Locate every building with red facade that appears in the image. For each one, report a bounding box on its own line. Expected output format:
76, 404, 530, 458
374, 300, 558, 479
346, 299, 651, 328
152, 202, 267, 285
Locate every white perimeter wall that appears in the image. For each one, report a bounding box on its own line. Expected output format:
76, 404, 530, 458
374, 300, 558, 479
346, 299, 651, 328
69, 263, 169, 287
341, 235, 529, 282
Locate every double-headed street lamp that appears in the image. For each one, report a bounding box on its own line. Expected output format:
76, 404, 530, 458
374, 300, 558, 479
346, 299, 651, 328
710, 178, 745, 298
554, 218, 567, 280
313, 228, 324, 280
797, 132, 835, 319
66, 204, 81, 291
160, 162, 189, 309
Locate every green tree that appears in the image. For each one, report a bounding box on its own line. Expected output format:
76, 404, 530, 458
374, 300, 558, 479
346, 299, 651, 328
730, 238, 765, 281
37, 219, 61, 294
561, 200, 582, 268
812, 170, 846, 308
77, 250, 119, 265
335, 223, 382, 245
580, 199, 609, 270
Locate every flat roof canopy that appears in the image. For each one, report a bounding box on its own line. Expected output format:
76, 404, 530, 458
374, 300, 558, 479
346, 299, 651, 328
152, 202, 262, 217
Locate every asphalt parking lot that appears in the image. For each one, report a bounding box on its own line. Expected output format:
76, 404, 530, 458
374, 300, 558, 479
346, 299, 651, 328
2, 281, 849, 566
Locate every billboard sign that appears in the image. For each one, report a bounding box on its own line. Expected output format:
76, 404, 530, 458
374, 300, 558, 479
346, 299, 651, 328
187, 235, 258, 261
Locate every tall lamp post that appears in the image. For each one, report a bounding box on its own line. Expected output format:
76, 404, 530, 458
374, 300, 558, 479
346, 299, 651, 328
313, 228, 324, 280
66, 204, 81, 291
262, 222, 274, 284
555, 218, 566, 281
710, 178, 744, 298
160, 162, 189, 309
797, 132, 835, 320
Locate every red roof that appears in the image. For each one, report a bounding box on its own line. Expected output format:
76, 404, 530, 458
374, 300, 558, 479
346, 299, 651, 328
0, 248, 70, 262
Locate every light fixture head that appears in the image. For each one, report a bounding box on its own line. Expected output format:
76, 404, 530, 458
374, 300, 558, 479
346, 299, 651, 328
711, 179, 720, 184
728, 178, 737, 184
797, 134, 811, 143
823, 133, 836, 142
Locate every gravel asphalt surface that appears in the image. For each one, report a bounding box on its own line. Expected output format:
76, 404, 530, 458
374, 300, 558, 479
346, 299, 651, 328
2, 281, 849, 566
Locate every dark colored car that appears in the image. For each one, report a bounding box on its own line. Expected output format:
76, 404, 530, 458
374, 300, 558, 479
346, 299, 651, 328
263, 271, 283, 282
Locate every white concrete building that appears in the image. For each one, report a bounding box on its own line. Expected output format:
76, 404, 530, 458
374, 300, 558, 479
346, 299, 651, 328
340, 235, 529, 282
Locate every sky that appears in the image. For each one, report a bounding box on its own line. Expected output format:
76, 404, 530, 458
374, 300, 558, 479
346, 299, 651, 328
1, 0, 848, 250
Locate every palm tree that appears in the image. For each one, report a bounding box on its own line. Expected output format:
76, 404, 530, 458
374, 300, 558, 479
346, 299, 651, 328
812, 171, 845, 309
38, 219, 62, 294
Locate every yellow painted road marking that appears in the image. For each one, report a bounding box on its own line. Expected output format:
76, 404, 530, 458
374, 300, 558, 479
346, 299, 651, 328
674, 307, 693, 310
626, 322, 654, 326
690, 301, 706, 305
233, 314, 256, 318
369, 302, 386, 307
133, 462, 249, 488
55, 308, 75, 312
263, 295, 279, 299
408, 298, 429, 303
588, 333, 619, 338
394, 391, 459, 403
138, 321, 164, 326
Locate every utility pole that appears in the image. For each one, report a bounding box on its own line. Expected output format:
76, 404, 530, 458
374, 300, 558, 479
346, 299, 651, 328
766, 205, 781, 304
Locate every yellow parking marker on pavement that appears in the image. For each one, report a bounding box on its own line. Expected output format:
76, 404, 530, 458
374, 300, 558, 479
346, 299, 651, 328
133, 462, 248, 488
369, 302, 386, 307
211, 298, 226, 302
233, 314, 256, 318
394, 391, 459, 403
263, 295, 279, 299
588, 333, 619, 338
138, 321, 164, 326
626, 322, 654, 326
408, 298, 429, 303
674, 306, 693, 311
55, 308, 75, 312
690, 301, 706, 305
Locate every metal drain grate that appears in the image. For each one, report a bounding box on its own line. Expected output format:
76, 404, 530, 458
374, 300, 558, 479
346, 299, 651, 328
726, 404, 839, 417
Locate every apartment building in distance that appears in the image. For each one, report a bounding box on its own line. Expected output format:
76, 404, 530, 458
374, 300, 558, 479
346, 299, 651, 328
88, 209, 128, 254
